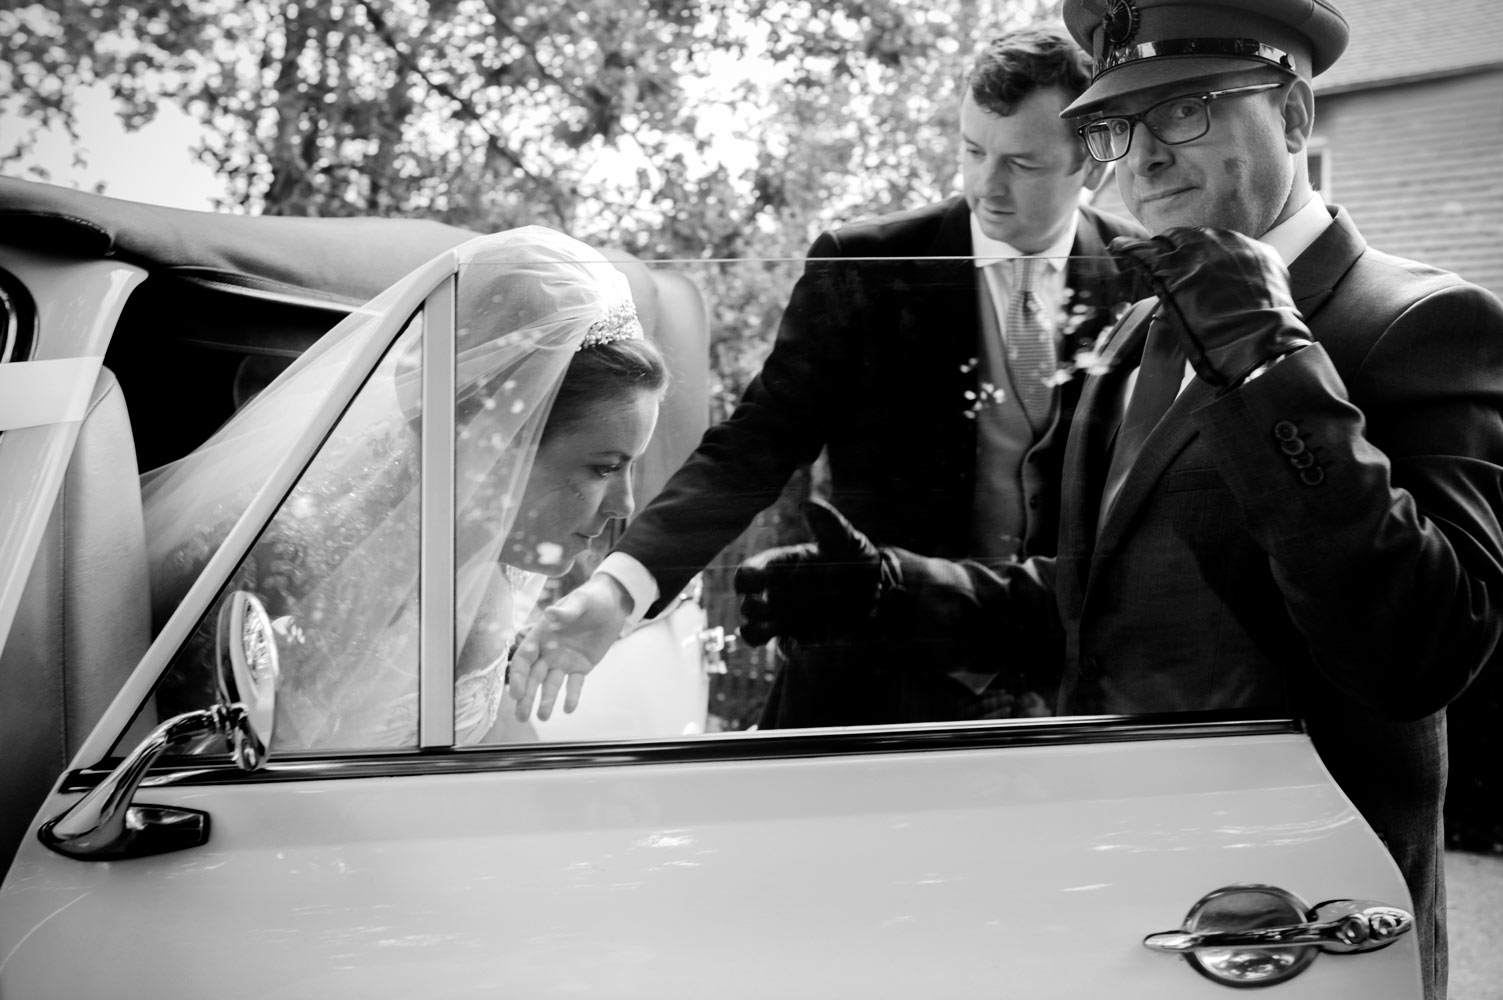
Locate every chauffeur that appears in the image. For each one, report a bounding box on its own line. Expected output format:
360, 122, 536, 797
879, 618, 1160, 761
729, 1, 1503, 995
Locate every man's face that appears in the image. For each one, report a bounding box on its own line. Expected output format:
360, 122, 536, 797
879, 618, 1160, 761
960, 87, 1098, 254
1096, 72, 1296, 237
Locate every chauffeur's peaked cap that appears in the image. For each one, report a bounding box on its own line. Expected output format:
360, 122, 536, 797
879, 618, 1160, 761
1060, 0, 1350, 117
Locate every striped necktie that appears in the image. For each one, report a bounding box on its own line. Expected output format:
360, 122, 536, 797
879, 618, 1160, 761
1005, 256, 1056, 428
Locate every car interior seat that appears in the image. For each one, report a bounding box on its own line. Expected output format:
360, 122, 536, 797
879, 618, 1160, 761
0, 368, 153, 873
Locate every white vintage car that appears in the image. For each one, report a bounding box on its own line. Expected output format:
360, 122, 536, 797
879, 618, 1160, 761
0, 177, 1422, 998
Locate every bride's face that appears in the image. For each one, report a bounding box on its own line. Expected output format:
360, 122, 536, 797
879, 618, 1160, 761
503, 387, 661, 576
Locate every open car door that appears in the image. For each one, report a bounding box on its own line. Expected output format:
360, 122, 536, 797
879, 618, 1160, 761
1, 201, 1423, 997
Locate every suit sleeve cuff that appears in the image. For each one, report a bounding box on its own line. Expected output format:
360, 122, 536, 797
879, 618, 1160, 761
596, 552, 660, 626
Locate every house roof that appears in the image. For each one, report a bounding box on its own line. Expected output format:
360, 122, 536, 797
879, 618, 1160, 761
1316, 0, 1503, 93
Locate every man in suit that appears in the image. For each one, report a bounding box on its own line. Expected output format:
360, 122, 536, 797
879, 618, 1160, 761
726, 0, 1503, 995
509, 24, 1143, 727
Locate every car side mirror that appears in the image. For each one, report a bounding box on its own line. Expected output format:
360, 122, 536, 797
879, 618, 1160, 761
216, 590, 278, 769
38, 591, 279, 861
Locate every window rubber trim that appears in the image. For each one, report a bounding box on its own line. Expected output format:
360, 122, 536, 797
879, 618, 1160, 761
61, 711, 1301, 792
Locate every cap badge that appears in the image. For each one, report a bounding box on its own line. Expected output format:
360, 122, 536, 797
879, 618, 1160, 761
1101, 0, 1141, 48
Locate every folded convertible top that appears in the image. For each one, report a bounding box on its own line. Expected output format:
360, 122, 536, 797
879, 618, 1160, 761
0, 175, 478, 308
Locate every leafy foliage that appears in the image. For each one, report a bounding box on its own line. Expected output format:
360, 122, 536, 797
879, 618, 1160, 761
0, 0, 1050, 725
3, 0, 1038, 398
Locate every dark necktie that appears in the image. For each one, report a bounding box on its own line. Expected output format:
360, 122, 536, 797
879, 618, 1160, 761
1100, 314, 1184, 521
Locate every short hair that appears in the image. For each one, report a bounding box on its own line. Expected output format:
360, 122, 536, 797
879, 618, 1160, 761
966, 24, 1095, 117
543, 336, 668, 442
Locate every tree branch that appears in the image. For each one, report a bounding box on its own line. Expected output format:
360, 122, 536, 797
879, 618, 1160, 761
355, 0, 547, 196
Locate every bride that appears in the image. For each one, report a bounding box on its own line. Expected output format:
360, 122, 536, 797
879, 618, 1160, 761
143, 227, 667, 750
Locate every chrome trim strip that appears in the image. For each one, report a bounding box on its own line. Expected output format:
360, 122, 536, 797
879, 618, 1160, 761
1099, 38, 1294, 73
61, 713, 1301, 791
419, 276, 457, 747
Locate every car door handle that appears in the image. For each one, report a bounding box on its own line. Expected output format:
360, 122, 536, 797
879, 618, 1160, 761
1145, 898, 1413, 953
1143, 885, 1413, 987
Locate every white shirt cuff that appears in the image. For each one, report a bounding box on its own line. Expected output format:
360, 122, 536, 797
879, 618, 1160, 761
596, 552, 660, 627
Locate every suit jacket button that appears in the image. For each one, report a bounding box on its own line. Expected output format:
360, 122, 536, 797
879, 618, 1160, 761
1280, 437, 1306, 455
1079, 656, 1100, 680
1273, 420, 1300, 441
1299, 467, 1326, 486
1028, 495, 1040, 509
1289, 451, 1315, 469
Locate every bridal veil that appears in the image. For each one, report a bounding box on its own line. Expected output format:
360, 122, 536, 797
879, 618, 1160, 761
141, 226, 644, 748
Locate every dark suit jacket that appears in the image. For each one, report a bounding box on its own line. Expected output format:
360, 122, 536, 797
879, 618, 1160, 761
616, 196, 1144, 613
897, 206, 1503, 997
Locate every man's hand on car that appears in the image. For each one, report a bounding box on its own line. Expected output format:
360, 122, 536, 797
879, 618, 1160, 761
733, 498, 899, 646
1108, 227, 1313, 390
508, 573, 631, 721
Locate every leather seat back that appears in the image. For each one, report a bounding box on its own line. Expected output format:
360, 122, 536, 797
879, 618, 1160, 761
0, 368, 152, 872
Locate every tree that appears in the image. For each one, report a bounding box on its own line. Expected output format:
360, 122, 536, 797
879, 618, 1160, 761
3, 0, 1047, 242
1, 0, 1051, 726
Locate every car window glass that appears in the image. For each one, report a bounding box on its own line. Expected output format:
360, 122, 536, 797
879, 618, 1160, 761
127, 313, 426, 756
114, 252, 1291, 765
478, 253, 1172, 745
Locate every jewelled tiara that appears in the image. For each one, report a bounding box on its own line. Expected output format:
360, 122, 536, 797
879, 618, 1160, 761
579, 300, 645, 350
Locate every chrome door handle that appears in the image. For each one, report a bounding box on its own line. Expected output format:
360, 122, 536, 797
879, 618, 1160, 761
1145, 899, 1413, 954
1144, 885, 1413, 987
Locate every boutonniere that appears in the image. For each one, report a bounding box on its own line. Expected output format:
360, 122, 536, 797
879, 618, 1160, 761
1043, 296, 1132, 388
960, 294, 1133, 418
959, 357, 1006, 420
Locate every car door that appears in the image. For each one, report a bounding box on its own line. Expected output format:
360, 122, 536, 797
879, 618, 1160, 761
0, 251, 1423, 999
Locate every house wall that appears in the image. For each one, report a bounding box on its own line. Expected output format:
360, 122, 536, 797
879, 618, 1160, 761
1088, 69, 1503, 300
1315, 70, 1503, 299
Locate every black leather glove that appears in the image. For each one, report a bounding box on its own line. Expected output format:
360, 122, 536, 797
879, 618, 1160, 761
1108, 227, 1313, 391
733, 499, 900, 647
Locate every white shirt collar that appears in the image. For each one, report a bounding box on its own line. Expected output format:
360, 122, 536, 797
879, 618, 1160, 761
970, 209, 1079, 274
1259, 191, 1331, 266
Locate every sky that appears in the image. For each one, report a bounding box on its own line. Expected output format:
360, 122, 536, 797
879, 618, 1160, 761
2, 82, 225, 210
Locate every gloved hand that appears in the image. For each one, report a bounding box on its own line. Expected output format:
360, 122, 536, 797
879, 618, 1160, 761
733, 499, 899, 647
1108, 227, 1313, 390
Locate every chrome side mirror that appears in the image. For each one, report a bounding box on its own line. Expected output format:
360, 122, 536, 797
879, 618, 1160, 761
39, 591, 279, 861
216, 590, 278, 769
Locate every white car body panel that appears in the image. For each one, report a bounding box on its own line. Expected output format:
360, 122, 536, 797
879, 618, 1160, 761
1, 730, 1418, 998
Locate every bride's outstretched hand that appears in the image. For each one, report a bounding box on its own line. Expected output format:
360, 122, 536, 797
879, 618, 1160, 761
509, 574, 632, 721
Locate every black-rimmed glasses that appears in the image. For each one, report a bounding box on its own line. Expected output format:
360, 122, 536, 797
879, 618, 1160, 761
1075, 82, 1285, 163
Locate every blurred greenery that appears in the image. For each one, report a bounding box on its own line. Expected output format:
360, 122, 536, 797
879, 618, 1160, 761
0, 0, 1048, 730
1, 0, 1046, 483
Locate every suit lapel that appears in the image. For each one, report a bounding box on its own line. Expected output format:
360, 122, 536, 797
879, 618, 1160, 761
920, 199, 981, 546
1289, 205, 1365, 322
1063, 208, 1140, 356
1090, 374, 1208, 559
1058, 298, 1155, 593
927, 198, 980, 360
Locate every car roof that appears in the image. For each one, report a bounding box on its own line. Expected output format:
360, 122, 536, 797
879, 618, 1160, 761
0, 175, 479, 310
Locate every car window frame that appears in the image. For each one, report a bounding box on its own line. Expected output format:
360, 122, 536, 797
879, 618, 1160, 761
78, 250, 459, 769
67, 252, 1303, 792
418, 269, 457, 747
